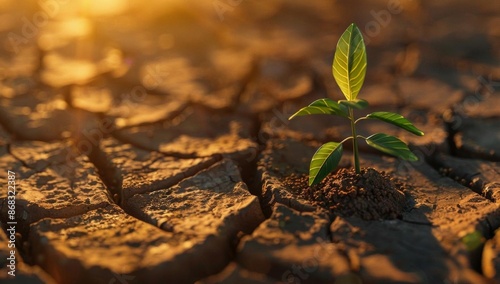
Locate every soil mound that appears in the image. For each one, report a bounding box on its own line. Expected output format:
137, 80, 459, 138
284, 167, 408, 220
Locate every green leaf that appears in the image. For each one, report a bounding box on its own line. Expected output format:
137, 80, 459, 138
461, 231, 484, 251
339, 99, 369, 110
366, 112, 424, 136
309, 142, 343, 186
289, 98, 348, 120
365, 133, 418, 161
332, 23, 367, 101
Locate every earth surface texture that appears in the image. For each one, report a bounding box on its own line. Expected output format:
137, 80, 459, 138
0, 0, 500, 283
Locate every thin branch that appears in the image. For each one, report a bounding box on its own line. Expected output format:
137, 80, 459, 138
355, 116, 368, 124
340, 136, 353, 144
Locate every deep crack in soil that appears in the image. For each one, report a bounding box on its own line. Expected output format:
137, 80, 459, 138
283, 167, 409, 220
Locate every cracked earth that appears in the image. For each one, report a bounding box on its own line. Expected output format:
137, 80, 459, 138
0, 0, 500, 283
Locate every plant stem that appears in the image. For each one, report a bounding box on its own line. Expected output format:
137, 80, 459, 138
349, 107, 361, 174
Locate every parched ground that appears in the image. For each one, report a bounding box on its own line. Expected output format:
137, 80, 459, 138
0, 0, 500, 283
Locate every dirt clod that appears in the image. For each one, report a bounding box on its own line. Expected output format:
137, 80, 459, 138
283, 167, 408, 220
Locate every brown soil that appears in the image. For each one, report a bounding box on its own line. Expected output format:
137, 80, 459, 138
283, 167, 408, 220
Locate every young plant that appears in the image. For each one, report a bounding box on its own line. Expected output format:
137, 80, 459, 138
289, 23, 424, 186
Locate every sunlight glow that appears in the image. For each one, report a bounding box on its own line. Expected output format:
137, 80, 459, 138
80, 0, 129, 16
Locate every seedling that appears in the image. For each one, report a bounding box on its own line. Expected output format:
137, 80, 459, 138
289, 23, 424, 186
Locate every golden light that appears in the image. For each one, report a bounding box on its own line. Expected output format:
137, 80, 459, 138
79, 0, 129, 17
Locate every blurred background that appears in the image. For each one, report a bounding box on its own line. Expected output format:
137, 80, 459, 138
0, 0, 498, 142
